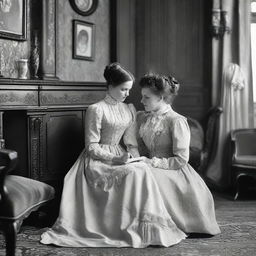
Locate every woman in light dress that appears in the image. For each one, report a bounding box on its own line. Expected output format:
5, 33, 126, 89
137, 73, 220, 235
41, 63, 187, 248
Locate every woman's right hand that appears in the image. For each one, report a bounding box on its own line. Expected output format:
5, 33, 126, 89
112, 152, 130, 165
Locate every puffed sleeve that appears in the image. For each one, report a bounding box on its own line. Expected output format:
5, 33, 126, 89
151, 117, 190, 170
122, 104, 140, 157
85, 104, 116, 161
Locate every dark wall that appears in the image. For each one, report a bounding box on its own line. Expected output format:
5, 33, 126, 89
135, 0, 211, 120
116, 0, 212, 121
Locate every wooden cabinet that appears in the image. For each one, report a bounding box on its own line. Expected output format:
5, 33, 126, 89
28, 110, 85, 182
0, 80, 105, 188
3, 110, 84, 181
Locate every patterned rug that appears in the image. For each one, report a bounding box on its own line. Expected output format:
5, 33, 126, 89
1, 193, 256, 256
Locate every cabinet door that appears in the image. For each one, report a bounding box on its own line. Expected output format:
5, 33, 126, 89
3, 111, 29, 177
28, 110, 85, 182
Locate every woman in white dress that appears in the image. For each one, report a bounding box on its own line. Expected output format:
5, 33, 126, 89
40, 63, 187, 248
137, 74, 221, 235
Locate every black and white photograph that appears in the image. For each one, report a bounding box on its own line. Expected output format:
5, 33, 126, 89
69, 0, 98, 16
0, 1, 256, 256
0, 0, 26, 40
73, 20, 95, 61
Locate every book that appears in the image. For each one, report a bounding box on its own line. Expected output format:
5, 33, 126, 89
125, 157, 144, 164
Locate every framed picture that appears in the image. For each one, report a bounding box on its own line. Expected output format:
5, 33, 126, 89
73, 20, 95, 61
0, 0, 27, 41
69, 0, 98, 16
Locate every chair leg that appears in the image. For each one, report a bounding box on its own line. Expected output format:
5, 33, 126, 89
234, 188, 239, 200
234, 176, 241, 200
3, 221, 18, 256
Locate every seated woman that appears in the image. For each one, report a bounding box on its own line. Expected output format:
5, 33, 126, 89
40, 63, 187, 248
137, 74, 221, 235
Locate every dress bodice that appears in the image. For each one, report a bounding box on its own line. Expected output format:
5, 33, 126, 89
137, 106, 191, 170
85, 94, 138, 161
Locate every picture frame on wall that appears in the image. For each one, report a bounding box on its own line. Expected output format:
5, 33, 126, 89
69, 0, 98, 16
0, 0, 27, 41
73, 20, 95, 61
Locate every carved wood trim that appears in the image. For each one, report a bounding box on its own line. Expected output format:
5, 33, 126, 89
0, 81, 106, 109
0, 92, 38, 106
0, 79, 106, 87
28, 116, 44, 180
40, 91, 105, 106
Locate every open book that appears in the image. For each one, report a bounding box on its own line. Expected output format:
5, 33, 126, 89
125, 157, 144, 164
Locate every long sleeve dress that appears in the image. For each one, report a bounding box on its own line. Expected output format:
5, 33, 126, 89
40, 94, 187, 248
137, 105, 221, 235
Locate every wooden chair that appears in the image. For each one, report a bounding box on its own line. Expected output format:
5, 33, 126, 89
0, 149, 55, 256
230, 129, 256, 200
187, 117, 204, 171
198, 107, 223, 174
187, 107, 223, 174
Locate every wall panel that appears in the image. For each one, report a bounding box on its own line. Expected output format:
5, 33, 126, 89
57, 0, 111, 82
134, 0, 210, 120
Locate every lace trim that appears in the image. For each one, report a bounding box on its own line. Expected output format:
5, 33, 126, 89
87, 165, 136, 191
45, 213, 186, 247
50, 213, 183, 235
130, 212, 187, 246
104, 94, 120, 105
88, 143, 115, 161
133, 212, 176, 228
51, 213, 176, 232
139, 106, 171, 152
151, 157, 169, 169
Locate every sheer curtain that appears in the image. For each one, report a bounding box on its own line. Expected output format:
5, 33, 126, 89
205, 0, 254, 189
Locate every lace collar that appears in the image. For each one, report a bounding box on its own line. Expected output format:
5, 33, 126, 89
104, 94, 120, 105
139, 104, 172, 151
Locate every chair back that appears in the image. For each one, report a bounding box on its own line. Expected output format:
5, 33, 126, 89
0, 149, 18, 201
231, 129, 256, 156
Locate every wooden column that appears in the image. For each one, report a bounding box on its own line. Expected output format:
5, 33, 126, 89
40, 0, 59, 80
0, 112, 5, 149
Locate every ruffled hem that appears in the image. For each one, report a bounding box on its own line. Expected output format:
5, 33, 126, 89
40, 214, 186, 248
129, 214, 187, 248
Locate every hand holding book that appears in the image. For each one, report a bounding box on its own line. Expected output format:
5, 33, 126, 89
125, 157, 144, 164
112, 153, 150, 165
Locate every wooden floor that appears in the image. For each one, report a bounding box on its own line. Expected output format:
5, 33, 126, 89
1, 192, 256, 256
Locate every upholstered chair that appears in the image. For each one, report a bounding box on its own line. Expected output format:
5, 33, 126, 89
0, 148, 55, 256
187, 107, 223, 174
187, 117, 204, 170
230, 129, 256, 200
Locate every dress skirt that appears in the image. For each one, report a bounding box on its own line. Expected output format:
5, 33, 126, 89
41, 147, 187, 248
151, 164, 220, 235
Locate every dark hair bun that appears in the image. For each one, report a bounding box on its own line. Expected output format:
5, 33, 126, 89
168, 76, 180, 95
103, 62, 121, 83
139, 73, 157, 87
103, 62, 134, 87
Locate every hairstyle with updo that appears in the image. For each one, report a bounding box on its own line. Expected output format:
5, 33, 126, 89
103, 62, 135, 87
139, 73, 180, 104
